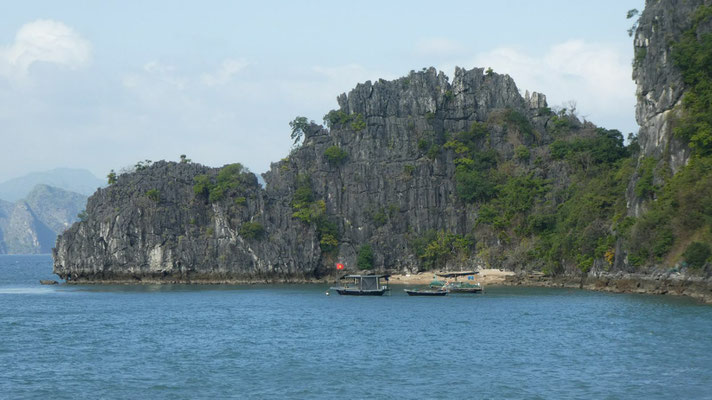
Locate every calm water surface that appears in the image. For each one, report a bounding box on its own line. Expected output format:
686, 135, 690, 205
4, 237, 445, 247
1, 255, 711, 399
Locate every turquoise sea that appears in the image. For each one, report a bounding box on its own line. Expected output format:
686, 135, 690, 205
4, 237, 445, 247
1, 255, 711, 399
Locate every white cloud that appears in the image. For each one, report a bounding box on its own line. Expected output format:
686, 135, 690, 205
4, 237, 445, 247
459, 40, 636, 130
143, 60, 175, 75
201, 58, 249, 86
414, 38, 465, 57
141, 60, 186, 89
0, 19, 91, 80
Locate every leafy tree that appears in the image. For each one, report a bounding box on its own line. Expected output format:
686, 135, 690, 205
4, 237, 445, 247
291, 174, 314, 212
320, 234, 339, 252
455, 169, 496, 203
501, 109, 534, 139
515, 145, 530, 161
671, 5, 712, 154
418, 231, 473, 270
239, 221, 265, 240
634, 157, 657, 198
350, 113, 366, 131
289, 116, 310, 145
324, 146, 348, 166
627, 9, 640, 37
146, 189, 160, 202
323, 110, 366, 131
179, 154, 191, 164
192, 163, 255, 203
107, 170, 117, 185
357, 244, 374, 270
134, 160, 152, 171
683, 242, 711, 268
193, 175, 211, 197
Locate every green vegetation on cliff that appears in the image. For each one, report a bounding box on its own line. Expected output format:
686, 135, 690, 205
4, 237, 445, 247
239, 221, 265, 240
357, 244, 374, 270
615, 4, 712, 268
625, 156, 712, 267
324, 110, 366, 132
672, 5, 712, 154
291, 174, 339, 254
193, 163, 255, 203
324, 146, 348, 166
54, 12, 712, 281
466, 121, 634, 274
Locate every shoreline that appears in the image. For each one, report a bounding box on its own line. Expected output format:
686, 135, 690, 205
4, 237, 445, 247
388, 268, 514, 286
500, 273, 712, 304
59, 268, 514, 286
56, 269, 712, 304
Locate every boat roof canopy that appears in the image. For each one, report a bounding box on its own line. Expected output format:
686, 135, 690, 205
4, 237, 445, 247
435, 271, 478, 277
340, 274, 391, 279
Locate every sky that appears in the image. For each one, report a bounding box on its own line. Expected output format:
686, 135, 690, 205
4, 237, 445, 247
0, 0, 644, 182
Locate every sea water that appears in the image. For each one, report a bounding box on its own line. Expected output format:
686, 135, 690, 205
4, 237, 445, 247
1, 255, 711, 399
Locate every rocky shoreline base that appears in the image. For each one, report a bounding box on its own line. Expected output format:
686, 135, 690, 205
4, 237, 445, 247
502, 272, 712, 304
58, 270, 712, 304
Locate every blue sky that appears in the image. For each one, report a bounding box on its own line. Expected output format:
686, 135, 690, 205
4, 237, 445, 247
0, 0, 644, 182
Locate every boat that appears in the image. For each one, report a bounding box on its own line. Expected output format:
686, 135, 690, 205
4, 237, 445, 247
429, 275, 447, 288
437, 271, 484, 293
330, 274, 390, 296
404, 288, 448, 296
444, 281, 483, 293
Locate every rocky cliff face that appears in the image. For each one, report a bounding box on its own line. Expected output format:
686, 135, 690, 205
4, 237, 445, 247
53, 160, 323, 282
0, 185, 86, 254
272, 67, 535, 270
629, 0, 710, 215
54, 67, 560, 282
52, 1, 711, 289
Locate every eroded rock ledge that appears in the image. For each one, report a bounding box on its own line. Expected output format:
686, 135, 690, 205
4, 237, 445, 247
504, 273, 712, 304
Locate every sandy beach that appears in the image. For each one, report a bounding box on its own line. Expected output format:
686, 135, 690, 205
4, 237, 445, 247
389, 269, 515, 286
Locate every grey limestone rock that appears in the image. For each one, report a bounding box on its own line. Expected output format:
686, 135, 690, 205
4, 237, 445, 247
628, 0, 710, 215
54, 67, 560, 282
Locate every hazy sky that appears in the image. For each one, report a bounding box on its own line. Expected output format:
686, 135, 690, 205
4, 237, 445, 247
0, 0, 644, 182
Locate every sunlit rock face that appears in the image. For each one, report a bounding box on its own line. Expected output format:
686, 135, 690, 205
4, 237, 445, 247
54, 66, 561, 282
627, 0, 709, 216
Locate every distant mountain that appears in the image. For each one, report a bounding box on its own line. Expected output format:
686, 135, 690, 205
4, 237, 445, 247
0, 185, 87, 254
0, 168, 104, 202
0, 199, 12, 254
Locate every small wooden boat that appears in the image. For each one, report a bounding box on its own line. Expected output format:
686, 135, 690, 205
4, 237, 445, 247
404, 288, 448, 296
444, 282, 483, 293
330, 274, 390, 296
438, 271, 484, 293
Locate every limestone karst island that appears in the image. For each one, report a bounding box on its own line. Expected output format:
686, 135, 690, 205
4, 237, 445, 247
4, 1, 712, 399
51, 0, 712, 303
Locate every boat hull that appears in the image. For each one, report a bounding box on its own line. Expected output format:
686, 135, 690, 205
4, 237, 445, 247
334, 288, 389, 296
404, 289, 448, 296
448, 287, 483, 293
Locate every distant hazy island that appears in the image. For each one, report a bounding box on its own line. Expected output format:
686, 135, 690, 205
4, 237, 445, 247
0, 168, 102, 254
0, 184, 87, 254
53, 0, 712, 302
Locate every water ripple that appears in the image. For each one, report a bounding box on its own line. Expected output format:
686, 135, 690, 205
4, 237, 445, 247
1, 255, 711, 399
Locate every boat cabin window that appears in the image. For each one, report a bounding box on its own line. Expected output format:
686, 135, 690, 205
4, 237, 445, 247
360, 276, 379, 290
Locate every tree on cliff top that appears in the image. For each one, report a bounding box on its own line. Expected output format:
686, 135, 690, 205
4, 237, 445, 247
289, 116, 309, 145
